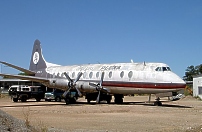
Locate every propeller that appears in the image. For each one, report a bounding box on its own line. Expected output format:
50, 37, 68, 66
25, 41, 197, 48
89, 72, 105, 103
63, 72, 82, 97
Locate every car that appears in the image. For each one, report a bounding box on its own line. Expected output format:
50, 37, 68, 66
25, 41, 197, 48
172, 93, 184, 101
44, 89, 65, 102
8, 85, 45, 102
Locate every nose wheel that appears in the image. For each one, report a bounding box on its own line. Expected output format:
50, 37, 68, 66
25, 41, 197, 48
154, 97, 162, 106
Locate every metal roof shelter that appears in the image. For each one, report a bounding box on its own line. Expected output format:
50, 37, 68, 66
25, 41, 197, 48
193, 74, 202, 99
0, 79, 44, 93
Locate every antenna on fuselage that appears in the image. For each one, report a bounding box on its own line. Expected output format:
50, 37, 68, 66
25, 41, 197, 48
144, 61, 146, 66
131, 59, 134, 63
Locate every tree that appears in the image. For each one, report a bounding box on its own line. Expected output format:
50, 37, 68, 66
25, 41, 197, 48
194, 64, 202, 75
183, 64, 202, 81
183, 65, 196, 81
18, 72, 29, 76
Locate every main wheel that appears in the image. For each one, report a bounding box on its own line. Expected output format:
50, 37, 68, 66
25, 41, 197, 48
106, 99, 111, 104
114, 98, 123, 104
87, 99, 91, 104
55, 96, 61, 102
69, 98, 76, 104
65, 98, 70, 105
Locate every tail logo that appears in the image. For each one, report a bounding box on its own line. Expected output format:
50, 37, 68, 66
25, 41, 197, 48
33, 52, 39, 64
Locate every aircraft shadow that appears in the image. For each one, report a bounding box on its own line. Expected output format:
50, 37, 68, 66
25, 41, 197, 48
122, 102, 192, 108
0, 103, 64, 108
70, 101, 193, 108
0, 100, 192, 109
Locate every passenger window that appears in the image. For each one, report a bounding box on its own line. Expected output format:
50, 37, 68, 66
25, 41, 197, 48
53, 73, 55, 78
96, 72, 99, 78
72, 72, 75, 78
109, 71, 112, 78
89, 72, 93, 78
61, 73, 64, 78
120, 71, 124, 78
128, 71, 133, 78
83, 72, 87, 78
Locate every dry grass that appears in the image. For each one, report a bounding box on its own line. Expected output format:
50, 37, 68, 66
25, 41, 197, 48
22, 107, 31, 127
37, 120, 48, 132
0, 93, 9, 99
22, 107, 49, 132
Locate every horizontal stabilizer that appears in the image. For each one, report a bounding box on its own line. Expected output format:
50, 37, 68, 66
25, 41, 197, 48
0, 73, 49, 83
0, 61, 35, 75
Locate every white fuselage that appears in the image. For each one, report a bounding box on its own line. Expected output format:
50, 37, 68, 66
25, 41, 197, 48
42, 62, 185, 95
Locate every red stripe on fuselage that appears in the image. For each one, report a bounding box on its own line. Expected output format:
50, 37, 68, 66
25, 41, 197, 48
103, 81, 185, 89
85, 80, 185, 89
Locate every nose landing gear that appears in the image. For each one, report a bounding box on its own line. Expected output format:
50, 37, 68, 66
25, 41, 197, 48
154, 97, 162, 106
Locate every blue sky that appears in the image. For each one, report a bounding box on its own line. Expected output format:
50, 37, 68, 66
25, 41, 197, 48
0, 0, 202, 78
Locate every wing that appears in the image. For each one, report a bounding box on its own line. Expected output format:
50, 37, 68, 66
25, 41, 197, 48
0, 73, 49, 83
0, 61, 35, 75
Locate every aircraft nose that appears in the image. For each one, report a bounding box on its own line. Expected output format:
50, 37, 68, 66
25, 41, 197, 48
172, 74, 186, 88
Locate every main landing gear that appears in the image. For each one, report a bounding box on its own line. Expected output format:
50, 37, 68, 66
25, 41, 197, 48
114, 94, 124, 104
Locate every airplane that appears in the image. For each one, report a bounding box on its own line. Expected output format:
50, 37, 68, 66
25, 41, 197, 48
0, 39, 186, 106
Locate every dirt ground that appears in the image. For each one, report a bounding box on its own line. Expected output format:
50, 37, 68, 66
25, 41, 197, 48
0, 95, 202, 132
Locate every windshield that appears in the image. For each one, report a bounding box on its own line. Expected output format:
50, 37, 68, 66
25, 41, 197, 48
155, 67, 171, 71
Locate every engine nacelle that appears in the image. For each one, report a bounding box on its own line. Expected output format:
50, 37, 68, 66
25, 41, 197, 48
42, 78, 98, 92
43, 78, 69, 90
76, 81, 98, 93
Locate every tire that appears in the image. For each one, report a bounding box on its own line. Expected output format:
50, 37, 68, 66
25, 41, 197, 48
114, 98, 123, 104
69, 98, 76, 104
55, 96, 61, 102
87, 99, 91, 104
21, 96, 27, 102
65, 98, 70, 105
154, 101, 162, 106
106, 99, 111, 104
13, 98, 18, 102
120, 98, 123, 104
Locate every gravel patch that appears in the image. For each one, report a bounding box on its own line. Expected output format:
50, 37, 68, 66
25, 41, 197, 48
0, 109, 33, 132
0, 109, 68, 132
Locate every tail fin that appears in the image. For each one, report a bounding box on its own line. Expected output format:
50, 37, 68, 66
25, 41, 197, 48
29, 39, 47, 71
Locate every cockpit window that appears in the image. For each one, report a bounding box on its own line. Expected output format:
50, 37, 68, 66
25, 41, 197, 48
155, 67, 171, 71
166, 67, 171, 71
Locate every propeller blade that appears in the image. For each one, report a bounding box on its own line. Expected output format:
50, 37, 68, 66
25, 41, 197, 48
74, 72, 83, 83
62, 88, 71, 97
75, 87, 82, 96
64, 72, 72, 83
96, 91, 101, 103
100, 72, 105, 86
